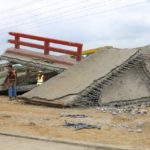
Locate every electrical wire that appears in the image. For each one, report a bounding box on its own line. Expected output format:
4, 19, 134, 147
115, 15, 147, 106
0, 0, 87, 29
0, 0, 149, 34
12, 0, 150, 32
0, 0, 149, 54
0, 0, 80, 20
0, 0, 35, 13
0, 0, 120, 30
0, 0, 65, 14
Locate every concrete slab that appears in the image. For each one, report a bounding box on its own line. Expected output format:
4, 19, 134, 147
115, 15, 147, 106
0, 48, 75, 72
0, 132, 133, 150
20, 47, 139, 101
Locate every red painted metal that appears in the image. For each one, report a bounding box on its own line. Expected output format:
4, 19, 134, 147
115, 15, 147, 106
14, 35, 20, 49
8, 32, 83, 61
44, 40, 49, 55
8, 40, 44, 49
8, 40, 77, 56
76, 45, 83, 61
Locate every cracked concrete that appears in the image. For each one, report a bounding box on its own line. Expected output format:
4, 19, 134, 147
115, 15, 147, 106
18, 45, 150, 107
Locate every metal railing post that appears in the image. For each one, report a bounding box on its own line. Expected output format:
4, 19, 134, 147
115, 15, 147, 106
76, 44, 83, 61
8, 32, 83, 61
15, 35, 20, 49
44, 40, 49, 55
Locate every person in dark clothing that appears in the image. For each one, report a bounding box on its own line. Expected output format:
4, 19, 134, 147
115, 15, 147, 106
2, 64, 17, 100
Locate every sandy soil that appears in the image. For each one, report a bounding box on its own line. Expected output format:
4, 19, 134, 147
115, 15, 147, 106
0, 96, 149, 150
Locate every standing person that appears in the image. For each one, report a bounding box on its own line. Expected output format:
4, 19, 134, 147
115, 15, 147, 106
36, 70, 45, 86
2, 64, 17, 100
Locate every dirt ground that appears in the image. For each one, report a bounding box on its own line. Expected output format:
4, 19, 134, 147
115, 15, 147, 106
0, 96, 149, 150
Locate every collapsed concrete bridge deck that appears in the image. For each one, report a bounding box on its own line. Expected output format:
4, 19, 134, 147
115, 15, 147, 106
19, 45, 150, 107
0, 47, 77, 94
0, 48, 75, 73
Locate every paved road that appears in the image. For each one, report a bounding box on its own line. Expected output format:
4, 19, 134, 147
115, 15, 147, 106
0, 135, 99, 150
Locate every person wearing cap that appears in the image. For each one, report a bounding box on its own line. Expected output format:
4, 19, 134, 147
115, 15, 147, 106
2, 64, 17, 100
36, 70, 45, 86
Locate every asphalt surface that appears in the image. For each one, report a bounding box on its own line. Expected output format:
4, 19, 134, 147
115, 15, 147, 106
0, 134, 96, 150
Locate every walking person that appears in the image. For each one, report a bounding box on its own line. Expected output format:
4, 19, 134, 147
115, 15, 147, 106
2, 64, 17, 100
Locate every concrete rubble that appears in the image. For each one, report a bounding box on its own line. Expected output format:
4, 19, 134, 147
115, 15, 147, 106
0, 47, 76, 93
0, 48, 75, 72
17, 45, 150, 107
64, 120, 101, 130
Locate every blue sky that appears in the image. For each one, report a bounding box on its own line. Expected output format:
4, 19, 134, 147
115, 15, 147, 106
0, 0, 150, 54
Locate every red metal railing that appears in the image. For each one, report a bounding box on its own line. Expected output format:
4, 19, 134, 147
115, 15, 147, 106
8, 32, 83, 61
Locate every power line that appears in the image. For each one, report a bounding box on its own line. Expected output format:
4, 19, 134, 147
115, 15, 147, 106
0, 0, 88, 23
0, 0, 149, 35
0, 0, 65, 14
0, 0, 86, 29
0, 0, 77, 20
0, 0, 149, 53
0, 0, 119, 30
0, 0, 34, 13
1, 0, 118, 24
10, 1, 150, 32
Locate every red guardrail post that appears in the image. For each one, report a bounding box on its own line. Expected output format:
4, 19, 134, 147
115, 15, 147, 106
14, 34, 20, 49
44, 40, 49, 55
76, 44, 83, 61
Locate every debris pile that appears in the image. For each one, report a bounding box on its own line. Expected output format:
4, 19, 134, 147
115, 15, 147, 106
64, 120, 101, 130
60, 113, 88, 118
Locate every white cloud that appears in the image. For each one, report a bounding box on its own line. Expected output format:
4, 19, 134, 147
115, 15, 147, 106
0, 0, 150, 54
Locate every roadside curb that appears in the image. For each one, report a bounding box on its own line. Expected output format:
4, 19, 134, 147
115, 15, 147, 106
0, 132, 134, 150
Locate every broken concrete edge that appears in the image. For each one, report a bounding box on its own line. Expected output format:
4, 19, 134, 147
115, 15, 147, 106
0, 56, 66, 73
141, 61, 150, 78
65, 97, 150, 108
17, 96, 65, 108
136, 63, 150, 91
68, 51, 145, 106
17, 95, 150, 108
0, 132, 134, 150
18, 50, 149, 107
101, 97, 150, 107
